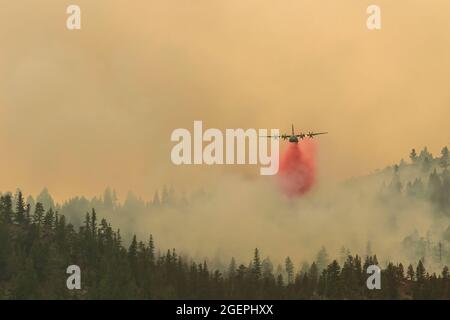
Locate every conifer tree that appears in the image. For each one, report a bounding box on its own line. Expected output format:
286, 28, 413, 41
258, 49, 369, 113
316, 246, 329, 272
15, 190, 26, 224
416, 260, 426, 283
285, 256, 294, 285
252, 248, 262, 280
0, 194, 13, 223
33, 202, 45, 226
148, 234, 155, 265
91, 209, 97, 238
410, 149, 418, 164
228, 257, 236, 279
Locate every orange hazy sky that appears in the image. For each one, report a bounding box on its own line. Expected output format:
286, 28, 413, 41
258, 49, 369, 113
1, 0, 449, 201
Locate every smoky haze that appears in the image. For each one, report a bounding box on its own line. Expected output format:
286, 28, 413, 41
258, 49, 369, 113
1, 1, 450, 200
1, 1, 450, 269
50, 165, 448, 269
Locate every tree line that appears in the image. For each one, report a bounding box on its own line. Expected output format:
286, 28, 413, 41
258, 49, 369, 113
380, 146, 450, 214
0, 192, 449, 299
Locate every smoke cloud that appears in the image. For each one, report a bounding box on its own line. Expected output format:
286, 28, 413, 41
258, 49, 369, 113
1, 1, 450, 273
2, 1, 450, 200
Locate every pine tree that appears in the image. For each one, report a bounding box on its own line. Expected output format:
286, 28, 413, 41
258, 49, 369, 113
422, 156, 431, 173
25, 204, 31, 224
148, 234, 155, 265
276, 274, 283, 287
43, 208, 55, 228
316, 246, 329, 272
128, 235, 138, 277
26, 195, 35, 212
416, 260, 426, 283
228, 257, 236, 279
0, 194, 13, 223
33, 202, 45, 226
84, 212, 91, 236
419, 147, 432, 161
407, 264, 415, 280
324, 260, 341, 298
91, 209, 97, 238
285, 257, 294, 285
252, 248, 262, 280
440, 146, 449, 170
384, 262, 400, 299
36, 188, 54, 210
129, 235, 138, 260
15, 190, 26, 224
236, 264, 247, 282
308, 262, 319, 294
397, 263, 405, 281
262, 257, 274, 281
428, 169, 442, 204
410, 149, 418, 164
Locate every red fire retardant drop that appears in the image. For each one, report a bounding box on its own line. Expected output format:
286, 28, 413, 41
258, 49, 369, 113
277, 140, 316, 197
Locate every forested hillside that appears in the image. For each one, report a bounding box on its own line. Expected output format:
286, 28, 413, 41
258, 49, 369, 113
0, 191, 449, 299
1, 146, 450, 299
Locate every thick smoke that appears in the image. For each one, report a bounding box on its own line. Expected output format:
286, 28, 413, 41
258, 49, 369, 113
278, 141, 316, 197
20, 160, 448, 272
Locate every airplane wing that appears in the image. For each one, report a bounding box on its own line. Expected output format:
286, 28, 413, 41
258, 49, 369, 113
307, 132, 328, 137
260, 134, 289, 140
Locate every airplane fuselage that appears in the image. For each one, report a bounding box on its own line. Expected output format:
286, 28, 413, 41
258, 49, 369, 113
265, 124, 327, 143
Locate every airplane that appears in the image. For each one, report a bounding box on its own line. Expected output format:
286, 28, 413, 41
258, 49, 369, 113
262, 124, 328, 143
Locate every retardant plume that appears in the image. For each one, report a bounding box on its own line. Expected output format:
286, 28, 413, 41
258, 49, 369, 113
277, 140, 316, 197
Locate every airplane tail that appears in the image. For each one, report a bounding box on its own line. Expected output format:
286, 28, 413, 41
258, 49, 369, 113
291, 124, 295, 135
